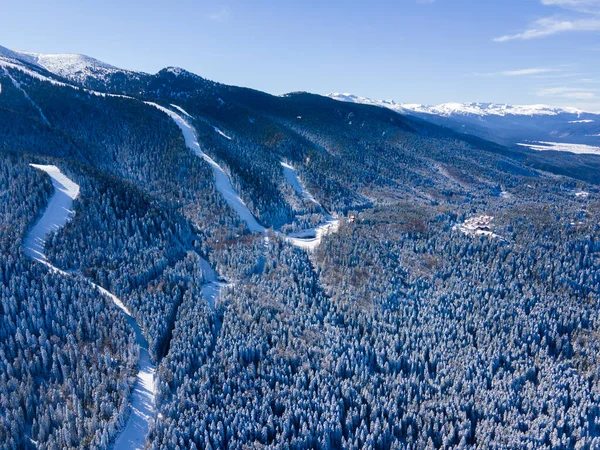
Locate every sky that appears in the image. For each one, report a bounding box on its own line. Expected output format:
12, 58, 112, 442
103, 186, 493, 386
1, 0, 600, 110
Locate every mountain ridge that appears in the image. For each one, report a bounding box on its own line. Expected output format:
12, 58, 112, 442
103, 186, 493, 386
328, 92, 600, 148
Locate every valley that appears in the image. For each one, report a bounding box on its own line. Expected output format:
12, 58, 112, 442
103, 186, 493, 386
1, 44, 600, 449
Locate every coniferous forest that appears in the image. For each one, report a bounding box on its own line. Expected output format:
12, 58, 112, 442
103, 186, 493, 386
1, 48, 600, 450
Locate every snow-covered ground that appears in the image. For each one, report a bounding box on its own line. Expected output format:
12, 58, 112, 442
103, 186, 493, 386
146, 102, 265, 233
281, 161, 319, 206
286, 220, 340, 250
518, 141, 600, 156
23, 165, 79, 261
454, 215, 502, 239
148, 103, 341, 250
213, 126, 232, 140
2, 68, 51, 126
170, 104, 192, 118
328, 93, 589, 117
198, 255, 231, 310
279, 161, 340, 250
23, 164, 155, 450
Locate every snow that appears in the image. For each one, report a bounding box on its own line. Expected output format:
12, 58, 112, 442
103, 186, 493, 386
279, 161, 340, 250
518, 141, 600, 156
146, 102, 265, 233
0, 54, 137, 104
19, 52, 117, 80
214, 126, 232, 140
328, 93, 592, 117
2, 67, 51, 126
281, 161, 319, 205
23, 165, 79, 262
170, 104, 192, 118
454, 215, 502, 239
286, 219, 340, 251
197, 255, 231, 310
148, 102, 342, 250
0, 46, 145, 85
23, 164, 155, 450
575, 191, 590, 198
569, 120, 594, 124
0, 57, 70, 87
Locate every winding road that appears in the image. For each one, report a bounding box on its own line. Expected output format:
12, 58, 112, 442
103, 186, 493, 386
23, 164, 155, 450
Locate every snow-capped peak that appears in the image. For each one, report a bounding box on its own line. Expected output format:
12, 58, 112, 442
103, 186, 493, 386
0, 45, 142, 84
327, 93, 588, 117
19, 52, 117, 76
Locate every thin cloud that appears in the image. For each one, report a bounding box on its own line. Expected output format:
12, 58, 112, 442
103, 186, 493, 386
494, 0, 600, 41
476, 67, 559, 76
208, 6, 231, 22
536, 86, 597, 99
494, 18, 600, 41
541, 0, 600, 14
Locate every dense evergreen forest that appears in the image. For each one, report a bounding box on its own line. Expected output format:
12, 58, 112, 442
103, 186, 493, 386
1, 53, 600, 449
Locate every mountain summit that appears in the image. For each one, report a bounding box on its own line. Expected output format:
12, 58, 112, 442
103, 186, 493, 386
0, 45, 143, 85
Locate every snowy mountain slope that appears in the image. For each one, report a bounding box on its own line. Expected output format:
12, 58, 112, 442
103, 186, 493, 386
0, 44, 144, 86
147, 102, 340, 249
328, 93, 600, 147
23, 164, 156, 450
145, 101, 267, 234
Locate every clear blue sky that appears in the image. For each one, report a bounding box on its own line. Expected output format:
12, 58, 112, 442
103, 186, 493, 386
2, 0, 599, 110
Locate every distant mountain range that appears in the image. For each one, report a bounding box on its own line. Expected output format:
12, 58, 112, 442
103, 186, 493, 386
328, 93, 600, 150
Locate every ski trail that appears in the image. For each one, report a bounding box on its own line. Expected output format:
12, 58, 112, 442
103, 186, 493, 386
2, 67, 51, 126
198, 255, 231, 311
23, 164, 155, 450
279, 161, 340, 251
213, 126, 232, 140
146, 102, 265, 233
281, 161, 319, 206
148, 103, 339, 250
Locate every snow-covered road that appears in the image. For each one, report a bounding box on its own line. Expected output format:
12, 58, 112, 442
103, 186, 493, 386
23, 164, 155, 450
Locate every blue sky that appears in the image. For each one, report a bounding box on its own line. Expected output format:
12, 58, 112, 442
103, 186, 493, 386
2, 0, 599, 110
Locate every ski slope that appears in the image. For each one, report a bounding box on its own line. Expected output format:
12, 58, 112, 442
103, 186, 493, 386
148, 103, 340, 250
23, 165, 79, 261
146, 102, 265, 233
23, 164, 155, 450
281, 161, 319, 206
280, 161, 340, 250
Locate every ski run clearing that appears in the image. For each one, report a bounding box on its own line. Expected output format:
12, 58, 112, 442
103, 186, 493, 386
23, 164, 155, 450
146, 102, 265, 233
281, 161, 319, 206
279, 161, 340, 250
148, 103, 340, 250
214, 126, 232, 140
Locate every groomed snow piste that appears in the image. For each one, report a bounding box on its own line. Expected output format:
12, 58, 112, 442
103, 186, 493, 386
279, 161, 340, 250
23, 164, 155, 450
146, 102, 265, 233
147, 103, 340, 250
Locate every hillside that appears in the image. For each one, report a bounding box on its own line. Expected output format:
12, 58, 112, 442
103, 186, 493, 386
1, 46, 600, 449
